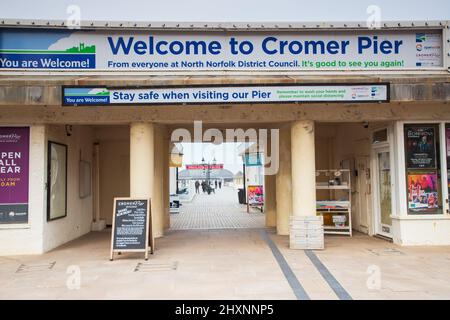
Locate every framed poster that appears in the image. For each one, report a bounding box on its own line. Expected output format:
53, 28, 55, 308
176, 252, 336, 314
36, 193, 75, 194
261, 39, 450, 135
407, 171, 439, 213
405, 125, 436, 169
0, 127, 29, 224
47, 141, 68, 221
248, 185, 264, 206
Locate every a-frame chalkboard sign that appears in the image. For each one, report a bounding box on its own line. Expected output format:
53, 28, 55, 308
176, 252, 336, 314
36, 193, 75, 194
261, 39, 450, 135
110, 197, 154, 261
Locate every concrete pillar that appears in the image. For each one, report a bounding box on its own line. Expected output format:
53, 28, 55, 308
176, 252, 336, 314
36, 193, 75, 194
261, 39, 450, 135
291, 120, 316, 217
276, 126, 292, 235
153, 125, 165, 237
130, 123, 154, 198
130, 123, 165, 237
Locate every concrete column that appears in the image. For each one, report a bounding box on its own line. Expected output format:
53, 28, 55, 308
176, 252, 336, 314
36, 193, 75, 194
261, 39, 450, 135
153, 125, 165, 238
130, 123, 154, 198
276, 126, 292, 235
291, 120, 316, 217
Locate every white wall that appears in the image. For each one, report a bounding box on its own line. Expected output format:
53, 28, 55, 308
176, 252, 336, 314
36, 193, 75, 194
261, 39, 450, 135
42, 125, 95, 252
392, 218, 450, 245
0, 125, 46, 255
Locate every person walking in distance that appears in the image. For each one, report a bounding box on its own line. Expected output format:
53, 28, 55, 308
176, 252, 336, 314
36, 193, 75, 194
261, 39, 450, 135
201, 180, 206, 193
195, 180, 200, 194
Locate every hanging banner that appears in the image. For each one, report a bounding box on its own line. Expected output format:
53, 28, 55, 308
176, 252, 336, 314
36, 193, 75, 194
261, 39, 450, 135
0, 28, 443, 72
405, 126, 437, 169
62, 83, 389, 105
0, 127, 29, 224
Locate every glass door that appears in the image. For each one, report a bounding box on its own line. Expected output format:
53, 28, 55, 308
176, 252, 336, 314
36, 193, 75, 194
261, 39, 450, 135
374, 149, 392, 237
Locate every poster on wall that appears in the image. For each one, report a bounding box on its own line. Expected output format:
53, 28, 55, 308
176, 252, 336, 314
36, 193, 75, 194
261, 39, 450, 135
47, 141, 68, 221
407, 171, 439, 213
0, 127, 29, 224
405, 126, 436, 169
248, 185, 264, 206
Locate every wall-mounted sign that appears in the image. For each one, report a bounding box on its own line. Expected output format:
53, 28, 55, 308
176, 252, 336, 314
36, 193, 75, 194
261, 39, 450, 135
0, 127, 29, 224
186, 164, 224, 170
405, 125, 437, 169
62, 83, 389, 106
110, 198, 153, 260
0, 29, 443, 72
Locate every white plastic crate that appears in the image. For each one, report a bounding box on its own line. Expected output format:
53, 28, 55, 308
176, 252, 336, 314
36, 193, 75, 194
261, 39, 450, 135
289, 216, 324, 250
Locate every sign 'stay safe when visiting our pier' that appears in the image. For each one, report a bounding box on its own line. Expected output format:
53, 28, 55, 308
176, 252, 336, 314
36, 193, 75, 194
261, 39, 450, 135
62, 84, 389, 105
0, 29, 443, 71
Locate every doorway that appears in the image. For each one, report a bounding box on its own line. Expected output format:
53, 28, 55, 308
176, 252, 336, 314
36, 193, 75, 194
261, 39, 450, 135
169, 141, 266, 230
373, 147, 393, 237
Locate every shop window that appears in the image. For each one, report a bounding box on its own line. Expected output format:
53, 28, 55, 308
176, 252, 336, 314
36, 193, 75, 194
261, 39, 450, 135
372, 128, 388, 144
404, 124, 442, 214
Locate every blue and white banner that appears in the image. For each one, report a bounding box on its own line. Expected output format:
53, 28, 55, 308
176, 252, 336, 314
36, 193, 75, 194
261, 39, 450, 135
0, 28, 442, 72
62, 84, 389, 105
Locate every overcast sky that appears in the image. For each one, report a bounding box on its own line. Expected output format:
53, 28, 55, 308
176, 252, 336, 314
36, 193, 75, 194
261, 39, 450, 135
1, 0, 449, 22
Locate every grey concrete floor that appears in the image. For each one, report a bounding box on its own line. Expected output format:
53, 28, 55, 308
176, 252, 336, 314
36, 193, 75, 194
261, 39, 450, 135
170, 186, 265, 230
0, 228, 449, 300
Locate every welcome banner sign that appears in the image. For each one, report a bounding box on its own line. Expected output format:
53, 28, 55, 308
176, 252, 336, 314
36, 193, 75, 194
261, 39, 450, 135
0, 28, 443, 72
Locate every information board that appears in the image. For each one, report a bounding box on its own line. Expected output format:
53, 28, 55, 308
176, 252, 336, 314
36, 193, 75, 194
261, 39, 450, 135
110, 198, 153, 260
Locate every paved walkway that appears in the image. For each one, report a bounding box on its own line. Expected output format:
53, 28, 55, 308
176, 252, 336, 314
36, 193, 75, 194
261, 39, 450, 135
1, 229, 449, 300
170, 186, 265, 230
